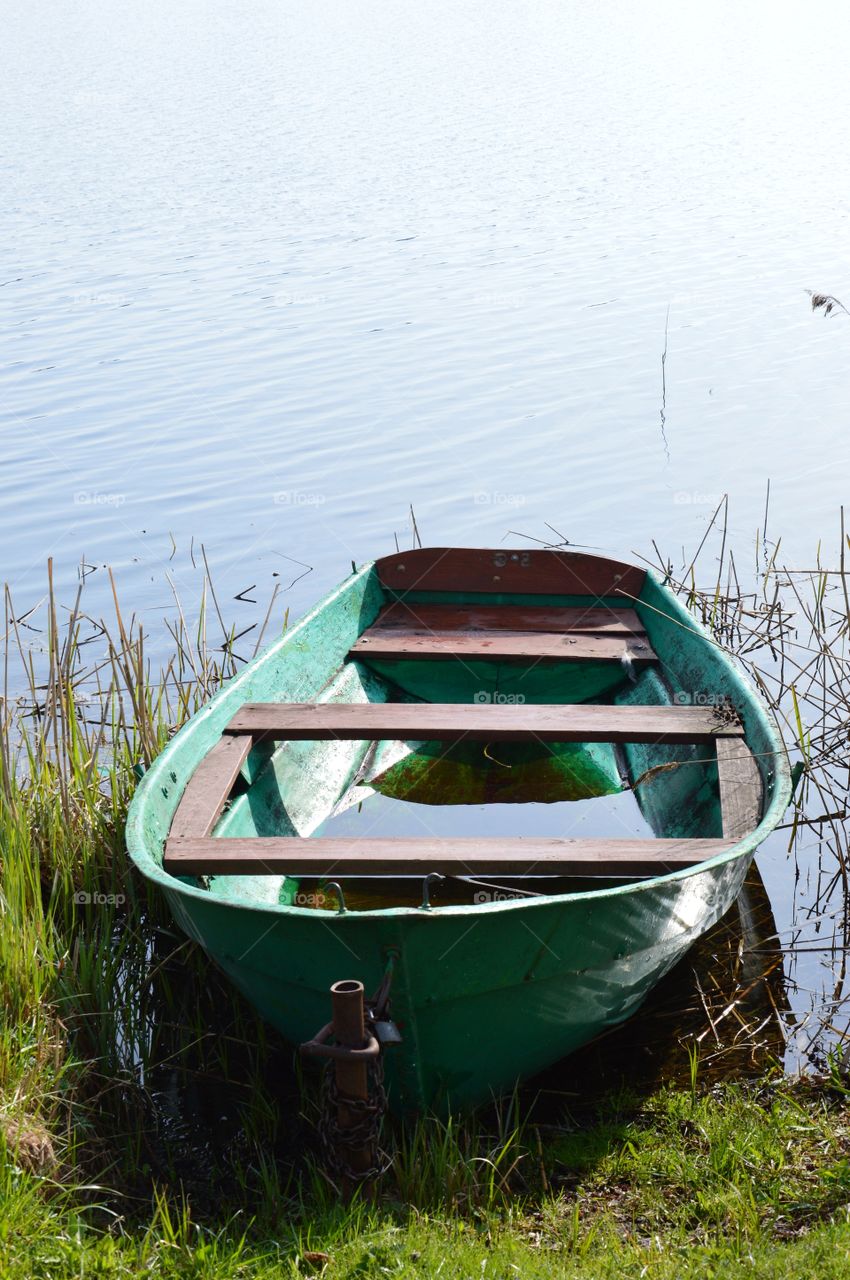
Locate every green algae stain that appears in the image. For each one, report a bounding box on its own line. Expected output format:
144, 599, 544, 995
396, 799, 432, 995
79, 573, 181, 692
369, 740, 623, 806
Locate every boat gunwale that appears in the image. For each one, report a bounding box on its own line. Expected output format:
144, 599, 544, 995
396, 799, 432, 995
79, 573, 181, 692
125, 555, 793, 920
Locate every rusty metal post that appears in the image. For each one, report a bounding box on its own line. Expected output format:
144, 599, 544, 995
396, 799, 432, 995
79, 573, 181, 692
330, 979, 373, 1192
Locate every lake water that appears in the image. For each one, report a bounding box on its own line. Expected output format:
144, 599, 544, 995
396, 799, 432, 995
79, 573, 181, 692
5, 0, 850, 617
4, 0, 850, 1076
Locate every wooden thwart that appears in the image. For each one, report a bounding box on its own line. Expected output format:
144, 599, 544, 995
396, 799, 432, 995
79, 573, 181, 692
169, 735, 253, 841
164, 836, 732, 878
351, 631, 654, 664
224, 702, 744, 744
350, 603, 656, 664
362, 603, 647, 635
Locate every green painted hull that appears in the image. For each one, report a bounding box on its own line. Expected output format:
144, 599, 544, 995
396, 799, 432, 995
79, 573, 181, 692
126, 556, 791, 1113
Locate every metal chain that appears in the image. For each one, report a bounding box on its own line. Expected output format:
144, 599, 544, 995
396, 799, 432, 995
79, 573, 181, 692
317, 1052, 392, 1184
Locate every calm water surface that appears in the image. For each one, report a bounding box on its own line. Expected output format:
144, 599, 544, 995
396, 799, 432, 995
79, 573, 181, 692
4, 0, 850, 1075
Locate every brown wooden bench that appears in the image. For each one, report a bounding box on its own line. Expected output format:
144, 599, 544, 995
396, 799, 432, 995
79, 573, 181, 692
164, 835, 732, 878
348, 603, 656, 665
223, 701, 741, 744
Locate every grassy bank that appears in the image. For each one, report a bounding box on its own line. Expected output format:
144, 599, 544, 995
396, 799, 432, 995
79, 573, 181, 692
5, 1074, 850, 1277
3, 520, 850, 1277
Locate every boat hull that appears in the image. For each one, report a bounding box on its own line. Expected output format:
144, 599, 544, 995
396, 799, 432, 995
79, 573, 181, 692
163, 844, 749, 1112
127, 553, 791, 1113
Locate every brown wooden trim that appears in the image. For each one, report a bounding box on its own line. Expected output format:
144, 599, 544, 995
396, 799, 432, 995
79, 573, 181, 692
374, 548, 646, 597
716, 737, 763, 840
164, 835, 731, 878
224, 702, 744, 744
169, 735, 253, 841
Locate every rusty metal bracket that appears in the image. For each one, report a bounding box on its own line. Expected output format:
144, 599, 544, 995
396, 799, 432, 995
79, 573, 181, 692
300, 1021, 380, 1062
299, 977, 388, 1192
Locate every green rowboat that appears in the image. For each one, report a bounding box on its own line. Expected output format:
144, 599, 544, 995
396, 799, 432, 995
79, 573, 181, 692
126, 548, 791, 1113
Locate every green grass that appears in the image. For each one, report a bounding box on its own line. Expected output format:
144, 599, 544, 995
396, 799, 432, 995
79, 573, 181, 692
3, 548, 850, 1278
4, 1079, 850, 1277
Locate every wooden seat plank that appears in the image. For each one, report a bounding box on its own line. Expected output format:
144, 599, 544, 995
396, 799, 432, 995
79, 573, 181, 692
350, 601, 656, 665
164, 835, 732, 878
169, 735, 254, 841
224, 702, 744, 744
716, 738, 763, 840
368, 603, 646, 635
350, 629, 655, 664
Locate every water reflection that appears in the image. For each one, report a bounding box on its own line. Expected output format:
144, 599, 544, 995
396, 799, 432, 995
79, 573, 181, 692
775, 827, 850, 1075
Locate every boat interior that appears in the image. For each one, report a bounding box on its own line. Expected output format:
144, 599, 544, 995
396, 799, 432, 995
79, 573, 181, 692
161, 549, 765, 911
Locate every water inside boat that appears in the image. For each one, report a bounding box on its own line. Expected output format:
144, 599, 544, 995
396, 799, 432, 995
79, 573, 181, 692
288, 752, 667, 911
